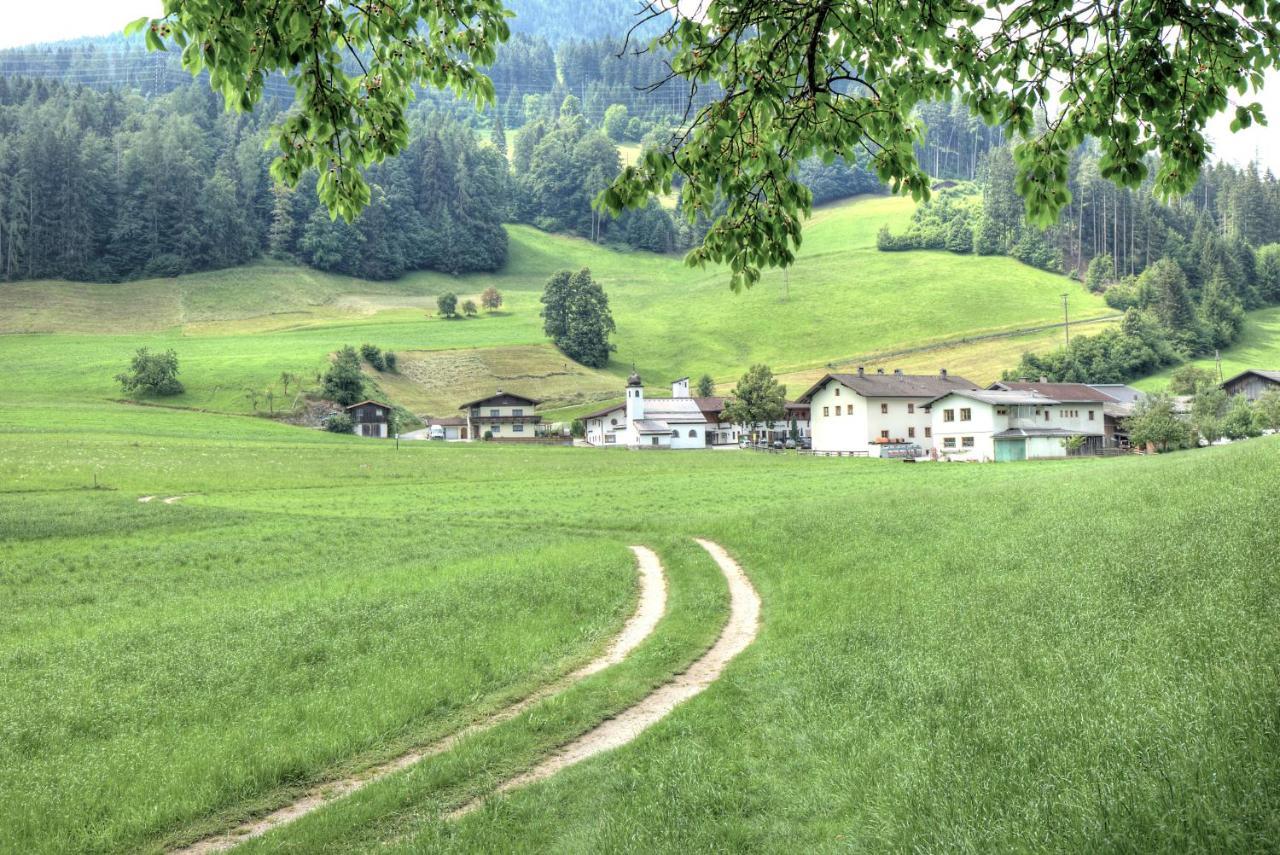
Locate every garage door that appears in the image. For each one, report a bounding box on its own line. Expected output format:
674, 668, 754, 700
995, 438, 1026, 462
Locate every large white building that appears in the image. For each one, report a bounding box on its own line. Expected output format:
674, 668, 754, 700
583, 372, 712, 448
926, 381, 1116, 461
797, 368, 979, 455
583, 373, 812, 448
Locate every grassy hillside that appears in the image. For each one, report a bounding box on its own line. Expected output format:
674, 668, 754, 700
2, 399, 1276, 852
0, 195, 1111, 416
1133, 306, 1280, 392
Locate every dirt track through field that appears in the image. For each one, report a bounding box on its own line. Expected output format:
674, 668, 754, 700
171, 545, 667, 854
449, 537, 761, 820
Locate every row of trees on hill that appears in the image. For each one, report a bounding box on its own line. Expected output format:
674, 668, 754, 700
876, 139, 1280, 384
0, 77, 508, 282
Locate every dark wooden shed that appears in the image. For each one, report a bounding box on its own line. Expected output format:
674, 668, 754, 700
344, 400, 394, 438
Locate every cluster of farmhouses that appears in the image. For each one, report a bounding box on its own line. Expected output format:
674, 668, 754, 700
346, 368, 1279, 462
343, 366, 1280, 461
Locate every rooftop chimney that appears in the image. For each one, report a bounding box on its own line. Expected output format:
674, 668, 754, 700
940, 368, 948, 378
876, 368, 885, 375
857, 366, 865, 377
893, 368, 903, 376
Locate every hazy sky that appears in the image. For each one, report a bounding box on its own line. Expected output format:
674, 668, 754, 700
3, 0, 1277, 170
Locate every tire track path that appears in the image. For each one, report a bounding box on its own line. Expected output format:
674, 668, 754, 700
449, 537, 760, 819
173, 545, 667, 854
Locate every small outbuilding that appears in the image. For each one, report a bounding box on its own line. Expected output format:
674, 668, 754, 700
1221, 369, 1280, 401
344, 400, 394, 438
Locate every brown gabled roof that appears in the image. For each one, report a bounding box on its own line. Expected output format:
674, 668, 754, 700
343, 399, 393, 411
796, 372, 979, 403
580, 400, 626, 421
457, 390, 543, 409
988, 381, 1117, 403
428, 416, 468, 426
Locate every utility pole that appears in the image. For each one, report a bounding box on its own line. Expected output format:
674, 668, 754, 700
1215, 349, 1223, 383
1061, 293, 1070, 346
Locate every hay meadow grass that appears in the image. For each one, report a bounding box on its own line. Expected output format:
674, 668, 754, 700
2, 396, 1278, 851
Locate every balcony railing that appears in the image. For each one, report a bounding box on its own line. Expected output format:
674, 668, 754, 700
466, 412, 542, 423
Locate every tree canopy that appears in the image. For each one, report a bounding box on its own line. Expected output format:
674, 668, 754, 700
723, 364, 786, 429
540, 268, 616, 367
142, 1, 1280, 289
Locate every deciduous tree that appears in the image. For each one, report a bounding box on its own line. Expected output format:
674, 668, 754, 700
539, 268, 616, 367
322, 346, 365, 406
116, 348, 183, 396
723, 365, 786, 438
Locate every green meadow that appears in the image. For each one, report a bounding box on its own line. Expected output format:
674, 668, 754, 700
2, 194, 1278, 853
0, 195, 1113, 418
1, 396, 1278, 852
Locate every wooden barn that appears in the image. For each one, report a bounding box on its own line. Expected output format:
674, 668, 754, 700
1221, 369, 1280, 401
344, 400, 394, 438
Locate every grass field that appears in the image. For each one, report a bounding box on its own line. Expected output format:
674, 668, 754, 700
0, 195, 1115, 418
4, 198, 1278, 850
1, 398, 1277, 852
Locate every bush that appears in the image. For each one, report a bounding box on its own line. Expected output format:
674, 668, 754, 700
116, 348, 184, 396
359, 343, 386, 371
1222, 395, 1260, 440
945, 218, 973, 253
463, 299, 478, 317
570, 419, 585, 438
1085, 254, 1114, 292
483, 430, 493, 441
973, 214, 1005, 255
142, 253, 185, 278
323, 413, 354, 433
1010, 228, 1060, 272
1168, 364, 1218, 396
1103, 278, 1143, 311
383, 351, 398, 372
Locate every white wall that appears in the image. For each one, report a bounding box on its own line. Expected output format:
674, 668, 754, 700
585, 409, 625, 446
1027, 436, 1068, 458
1044, 404, 1105, 435
808, 380, 870, 452
864, 397, 940, 448
669, 424, 705, 449
932, 395, 998, 461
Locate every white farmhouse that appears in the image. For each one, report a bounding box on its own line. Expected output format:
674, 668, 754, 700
459, 390, 543, 441
987, 380, 1116, 454
927, 380, 1115, 461
796, 367, 979, 455
583, 371, 711, 449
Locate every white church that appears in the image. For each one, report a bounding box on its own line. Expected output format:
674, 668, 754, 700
582, 371, 713, 448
